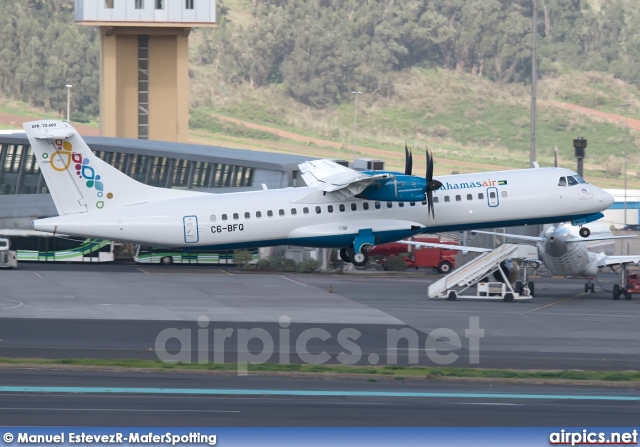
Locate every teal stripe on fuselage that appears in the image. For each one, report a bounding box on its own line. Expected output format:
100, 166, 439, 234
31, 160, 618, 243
168, 212, 603, 250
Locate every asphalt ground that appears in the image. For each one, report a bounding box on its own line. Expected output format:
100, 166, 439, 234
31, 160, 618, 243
0, 369, 638, 426
0, 263, 638, 370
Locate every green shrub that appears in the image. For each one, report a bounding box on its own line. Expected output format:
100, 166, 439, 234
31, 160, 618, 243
256, 258, 271, 271
233, 249, 253, 268
298, 259, 321, 272
381, 255, 408, 271
269, 257, 297, 272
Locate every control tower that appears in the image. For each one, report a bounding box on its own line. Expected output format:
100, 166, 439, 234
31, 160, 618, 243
75, 0, 216, 142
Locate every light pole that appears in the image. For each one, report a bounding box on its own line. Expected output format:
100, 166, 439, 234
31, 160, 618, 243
620, 102, 630, 226
351, 91, 362, 157
65, 84, 72, 122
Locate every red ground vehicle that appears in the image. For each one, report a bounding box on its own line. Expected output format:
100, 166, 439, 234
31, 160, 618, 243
368, 237, 459, 273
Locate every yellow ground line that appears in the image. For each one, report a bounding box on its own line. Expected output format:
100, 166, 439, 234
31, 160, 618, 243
522, 293, 586, 315
219, 269, 234, 276
137, 268, 150, 274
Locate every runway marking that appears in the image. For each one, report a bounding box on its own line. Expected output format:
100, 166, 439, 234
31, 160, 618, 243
137, 268, 150, 275
219, 270, 234, 276
1, 386, 639, 401
456, 402, 522, 406
0, 407, 240, 413
0, 299, 24, 310
522, 293, 585, 315
281, 276, 307, 286
31, 272, 43, 279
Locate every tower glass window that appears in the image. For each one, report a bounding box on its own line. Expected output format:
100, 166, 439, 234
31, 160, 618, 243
135, 0, 144, 9
185, 0, 194, 9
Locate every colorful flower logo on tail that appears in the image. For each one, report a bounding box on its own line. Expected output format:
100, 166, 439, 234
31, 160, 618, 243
47, 139, 114, 210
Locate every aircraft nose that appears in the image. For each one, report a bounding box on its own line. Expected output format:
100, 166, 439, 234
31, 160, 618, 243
597, 188, 614, 208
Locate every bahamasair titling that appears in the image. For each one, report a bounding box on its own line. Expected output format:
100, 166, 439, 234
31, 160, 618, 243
24, 120, 614, 267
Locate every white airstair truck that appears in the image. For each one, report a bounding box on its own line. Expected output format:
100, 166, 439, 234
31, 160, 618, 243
427, 243, 538, 301
0, 238, 17, 269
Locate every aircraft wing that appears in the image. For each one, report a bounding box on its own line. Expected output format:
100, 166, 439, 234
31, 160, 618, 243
566, 235, 637, 243
299, 159, 393, 197
598, 255, 640, 268
471, 230, 542, 243
401, 240, 492, 253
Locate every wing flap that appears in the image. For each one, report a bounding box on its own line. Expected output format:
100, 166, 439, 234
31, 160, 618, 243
299, 159, 392, 198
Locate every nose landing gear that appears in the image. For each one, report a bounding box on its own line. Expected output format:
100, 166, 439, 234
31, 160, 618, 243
578, 227, 591, 238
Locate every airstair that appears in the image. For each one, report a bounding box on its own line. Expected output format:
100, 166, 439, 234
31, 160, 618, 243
428, 244, 533, 301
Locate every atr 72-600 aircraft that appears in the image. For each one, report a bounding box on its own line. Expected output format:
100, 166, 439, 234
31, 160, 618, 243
23, 120, 614, 266
472, 223, 640, 300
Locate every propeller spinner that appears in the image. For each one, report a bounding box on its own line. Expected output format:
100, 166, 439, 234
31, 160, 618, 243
402, 145, 442, 218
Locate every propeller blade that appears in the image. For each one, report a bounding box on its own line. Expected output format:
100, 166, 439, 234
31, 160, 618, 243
424, 150, 441, 219
426, 150, 434, 181
427, 190, 435, 219
404, 143, 412, 175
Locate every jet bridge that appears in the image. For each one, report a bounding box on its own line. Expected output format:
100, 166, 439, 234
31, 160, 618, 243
428, 244, 535, 301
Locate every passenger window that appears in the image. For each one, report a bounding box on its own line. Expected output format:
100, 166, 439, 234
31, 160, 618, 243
398, 202, 404, 207
363, 202, 369, 210
433, 197, 439, 203
490, 192, 496, 199
444, 196, 450, 203
501, 191, 507, 198
455, 195, 461, 202
387, 202, 393, 208
256, 211, 262, 219
375, 202, 381, 209
233, 213, 239, 220
244, 212, 250, 219
478, 193, 484, 200
421, 200, 427, 205
316, 206, 321, 214
291, 208, 297, 215
410, 202, 415, 206
558, 177, 567, 187
567, 176, 578, 186
267, 210, 273, 217
222, 214, 228, 221
279, 209, 285, 216
303, 207, 309, 214
210, 215, 216, 223
327, 205, 333, 213
351, 203, 357, 211
339, 204, 345, 212
467, 194, 472, 201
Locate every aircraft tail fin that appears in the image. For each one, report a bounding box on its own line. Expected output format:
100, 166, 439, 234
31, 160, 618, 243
23, 120, 203, 215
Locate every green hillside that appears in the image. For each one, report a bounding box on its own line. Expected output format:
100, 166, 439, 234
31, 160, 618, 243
1, 0, 639, 188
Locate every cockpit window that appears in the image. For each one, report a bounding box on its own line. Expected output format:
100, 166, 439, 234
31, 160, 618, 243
567, 176, 578, 186
573, 175, 587, 184
558, 177, 567, 187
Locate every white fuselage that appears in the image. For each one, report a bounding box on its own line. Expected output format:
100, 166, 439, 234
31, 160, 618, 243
32, 167, 613, 250
537, 223, 607, 277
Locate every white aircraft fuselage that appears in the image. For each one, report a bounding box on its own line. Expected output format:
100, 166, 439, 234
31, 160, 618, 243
23, 120, 614, 254
32, 168, 612, 250
537, 224, 606, 277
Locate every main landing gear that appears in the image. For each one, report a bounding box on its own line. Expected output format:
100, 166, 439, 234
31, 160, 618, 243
339, 246, 371, 267
578, 226, 590, 238
339, 229, 377, 267
612, 264, 634, 301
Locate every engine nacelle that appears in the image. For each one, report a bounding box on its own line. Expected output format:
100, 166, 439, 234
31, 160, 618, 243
492, 260, 520, 284
357, 175, 426, 202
